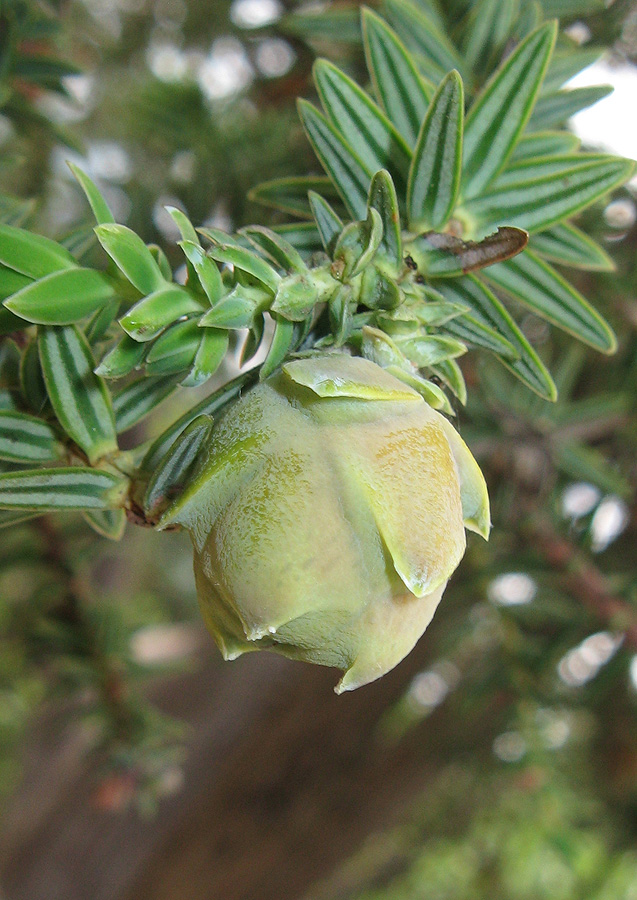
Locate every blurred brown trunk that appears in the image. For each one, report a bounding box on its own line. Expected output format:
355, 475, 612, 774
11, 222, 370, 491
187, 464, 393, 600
1, 633, 495, 900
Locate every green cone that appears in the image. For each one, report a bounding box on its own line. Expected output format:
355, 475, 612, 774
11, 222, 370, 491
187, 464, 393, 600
161, 355, 490, 692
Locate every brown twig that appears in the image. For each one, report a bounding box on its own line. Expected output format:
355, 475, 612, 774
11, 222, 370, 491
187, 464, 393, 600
527, 515, 637, 648
35, 516, 137, 737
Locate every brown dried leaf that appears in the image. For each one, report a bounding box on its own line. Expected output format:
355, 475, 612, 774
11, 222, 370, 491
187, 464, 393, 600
422, 226, 529, 273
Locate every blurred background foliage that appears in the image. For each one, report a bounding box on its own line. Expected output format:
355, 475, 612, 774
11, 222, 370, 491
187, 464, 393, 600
0, 0, 636, 898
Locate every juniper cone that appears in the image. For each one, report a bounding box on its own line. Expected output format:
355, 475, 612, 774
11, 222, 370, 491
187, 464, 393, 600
161, 356, 489, 692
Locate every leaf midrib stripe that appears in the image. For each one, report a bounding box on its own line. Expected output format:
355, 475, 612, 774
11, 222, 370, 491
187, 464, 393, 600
369, 36, 424, 143
469, 162, 627, 230
42, 328, 114, 455
490, 254, 609, 343
464, 49, 543, 188
300, 103, 371, 218
410, 85, 458, 226
320, 72, 410, 180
